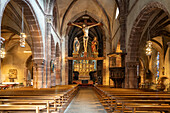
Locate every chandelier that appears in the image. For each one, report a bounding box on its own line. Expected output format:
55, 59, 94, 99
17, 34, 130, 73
0, 48, 6, 58
0, 37, 5, 58
146, 28, 152, 56
146, 40, 152, 56
20, 7, 26, 47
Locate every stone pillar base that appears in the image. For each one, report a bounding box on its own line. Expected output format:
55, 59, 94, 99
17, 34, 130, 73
93, 52, 99, 58
84, 52, 87, 57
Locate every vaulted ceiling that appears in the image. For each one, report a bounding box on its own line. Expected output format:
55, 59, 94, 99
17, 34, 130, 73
53, 0, 118, 37
1, 0, 32, 51
139, 9, 170, 60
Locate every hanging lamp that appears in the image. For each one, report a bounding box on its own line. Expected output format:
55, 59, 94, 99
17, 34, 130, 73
146, 27, 152, 56
20, 7, 26, 47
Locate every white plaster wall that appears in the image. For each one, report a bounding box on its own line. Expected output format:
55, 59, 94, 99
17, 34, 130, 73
1, 43, 31, 84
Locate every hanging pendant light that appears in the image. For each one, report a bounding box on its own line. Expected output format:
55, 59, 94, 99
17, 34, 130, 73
146, 27, 152, 56
20, 7, 26, 47
0, 37, 5, 59
0, 48, 6, 58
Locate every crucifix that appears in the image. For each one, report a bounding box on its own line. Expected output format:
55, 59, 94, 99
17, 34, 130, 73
68, 19, 102, 57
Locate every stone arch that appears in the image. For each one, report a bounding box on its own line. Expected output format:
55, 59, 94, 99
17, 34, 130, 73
128, 1, 170, 62
1, 0, 44, 60
126, 1, 170, 88
1, 0, 44, 88
64, 13, 107, 84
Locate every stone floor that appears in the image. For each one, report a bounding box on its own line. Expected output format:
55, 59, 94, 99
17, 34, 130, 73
64, 87, 107, 113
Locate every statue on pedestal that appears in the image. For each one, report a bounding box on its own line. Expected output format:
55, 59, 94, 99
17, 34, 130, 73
91, 37, 99, 57
73, 37, 80, 57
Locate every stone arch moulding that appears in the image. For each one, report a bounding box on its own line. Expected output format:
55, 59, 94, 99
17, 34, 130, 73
1, 0, 44, 60
127, 1, 170, 62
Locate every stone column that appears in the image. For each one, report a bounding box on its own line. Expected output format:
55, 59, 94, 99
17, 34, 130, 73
55, 57, 60, 85
24, 67, 28, 86
33, 59, 45, 89
51, 59, 56, 87
46, 15, 52, 88
166, 42, 170, 91
119, 15, 126, 53
126, 62, 138, 88
33, 64, 37, 88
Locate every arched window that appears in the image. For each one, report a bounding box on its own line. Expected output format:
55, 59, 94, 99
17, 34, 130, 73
156, 52, 160, 82
115, 7, 119, 19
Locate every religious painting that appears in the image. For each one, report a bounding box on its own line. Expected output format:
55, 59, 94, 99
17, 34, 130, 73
8, 69, 17, 79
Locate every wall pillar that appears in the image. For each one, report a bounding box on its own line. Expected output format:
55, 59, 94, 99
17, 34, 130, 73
33, 59, 45, 88
166, 42, 170, 90
55, 57, 60, 85
140, 69, 145, 84
51, 59, 56, 87
33, 64, 37, 88
46, 15, 52, 88
61, 38, 66, 85
125, 62, 138, 88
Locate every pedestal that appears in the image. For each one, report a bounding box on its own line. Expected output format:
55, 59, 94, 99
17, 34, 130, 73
79, 74, 90, 80
84, 52, 87, 57
93, 52, 98, 58
73, 52, 79, 57
9, 78, 14, 82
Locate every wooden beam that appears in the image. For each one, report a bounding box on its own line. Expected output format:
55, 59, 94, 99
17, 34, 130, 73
66, 57, 105, 60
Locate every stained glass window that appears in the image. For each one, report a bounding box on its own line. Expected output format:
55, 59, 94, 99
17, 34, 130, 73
156, 52, 159, 82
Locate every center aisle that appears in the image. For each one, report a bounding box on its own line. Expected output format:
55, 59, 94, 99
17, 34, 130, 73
64, 86, 107, 113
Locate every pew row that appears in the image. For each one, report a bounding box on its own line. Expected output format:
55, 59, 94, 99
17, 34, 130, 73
0, 85, 79, 113
94, 85, 170, 113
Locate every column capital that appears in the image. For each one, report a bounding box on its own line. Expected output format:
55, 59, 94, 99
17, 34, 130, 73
33, 59, 45, 67
45, 15, 52, 24
126, 61, 138, 69
167, 42, 170, 47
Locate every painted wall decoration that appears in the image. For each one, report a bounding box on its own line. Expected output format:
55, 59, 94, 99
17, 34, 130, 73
8, 69, 17, 79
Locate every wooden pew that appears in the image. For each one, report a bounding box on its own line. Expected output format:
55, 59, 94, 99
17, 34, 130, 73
0, 84, 79, 113
94, 85, 170, 113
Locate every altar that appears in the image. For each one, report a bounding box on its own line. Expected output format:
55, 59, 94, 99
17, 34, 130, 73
74, 60, 95, 80
67, 20, 104, 84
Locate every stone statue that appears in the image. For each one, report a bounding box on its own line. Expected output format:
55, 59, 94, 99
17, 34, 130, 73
73, 37, 80, 54
68, 22, 102, 53
91, 37, 98, 53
